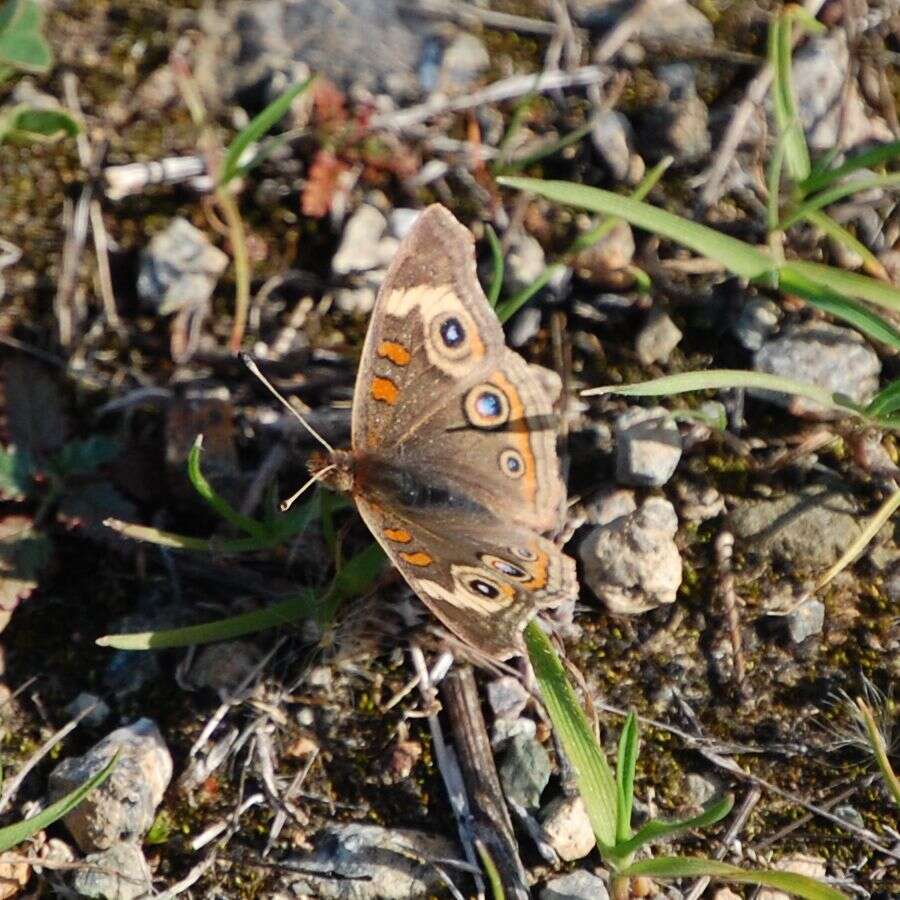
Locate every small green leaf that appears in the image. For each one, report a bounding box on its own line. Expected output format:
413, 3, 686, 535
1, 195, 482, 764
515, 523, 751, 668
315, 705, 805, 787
769, 9, 811, 181
614, 794, 733, 857
0, 753, 117, 853
619, 857, 847, 900
524, 620, 618, 853
615, 711, 638, 844
0, 0, 52, 73
485, 224, 504, 308
0, 105, 80, 145
219, 76, 315, 187
496, 263, 563, 325
0, 447, 35, 500
866, 378, 900, 418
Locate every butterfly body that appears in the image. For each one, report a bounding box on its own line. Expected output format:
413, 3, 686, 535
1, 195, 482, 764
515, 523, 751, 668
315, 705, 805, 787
312, 205, 577, 658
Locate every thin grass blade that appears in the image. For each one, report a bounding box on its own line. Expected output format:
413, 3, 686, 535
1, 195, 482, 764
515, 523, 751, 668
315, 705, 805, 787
615, 711, 638, 844
499, 177, 773, 280
0, 754, 117, 852
865, 378, 900, 419
786, 260, 900, 313
619, 858, 846, 900
614, 795, 733, 857
770, 10, 811, 181
781, 172, 900, 230
485, 224, 504, 307
800, 139, 900, 196
524, 621, 618, 852
801, 210, 888, 280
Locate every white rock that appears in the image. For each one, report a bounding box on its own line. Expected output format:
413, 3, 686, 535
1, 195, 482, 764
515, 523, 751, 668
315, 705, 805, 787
332, 205, 388, 275
615, 406, 683, 486
757, 855, 826, 900
636, 308, 682, 365
505, 232, 546, 294
540, 795, 595, 861
786, 598, 825, 643
580, 496, 682, 614
540, 870, 610, 900
486, 676, 529, 720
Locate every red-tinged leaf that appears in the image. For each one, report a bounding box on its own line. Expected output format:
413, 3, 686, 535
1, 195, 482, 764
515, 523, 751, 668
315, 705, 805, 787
302, 149, 350, 218
311, 77, 348, 129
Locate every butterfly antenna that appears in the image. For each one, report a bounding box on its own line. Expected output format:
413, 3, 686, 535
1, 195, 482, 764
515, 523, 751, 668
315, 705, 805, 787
280, 464, 336, 512
241, 352, 334, 454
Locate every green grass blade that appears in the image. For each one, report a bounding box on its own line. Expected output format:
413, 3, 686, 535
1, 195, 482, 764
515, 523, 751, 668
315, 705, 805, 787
219, 76, 314, 187
188, 437, 269, 539
801, 210, 886, 278
501, 119, 596, 174
785, 260, 900, 313
619, 858, 846, 900
485, 224, 504, 307
770, 11, 811, 181
317, 541, 386, 625
496, 263, 563, 324
0, 754, 117, 852
524, 621, 618, 851
815, 488, 900, 591
0, 0, 52, 73
614, 795, 733, 857
866, 378, 900, 418
766, 131, 788, 233
856, 699, 900, 808
499, 177, 774, 280
800, 139, 900, 196
776, 264, 900, 350
97, 589, 318, 650
615, 711, 638, 844
583, 369, 860, 417
782, 172, 900, 229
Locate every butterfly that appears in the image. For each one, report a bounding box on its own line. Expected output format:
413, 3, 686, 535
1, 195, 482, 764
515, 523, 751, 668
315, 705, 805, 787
308, 205, 577, 659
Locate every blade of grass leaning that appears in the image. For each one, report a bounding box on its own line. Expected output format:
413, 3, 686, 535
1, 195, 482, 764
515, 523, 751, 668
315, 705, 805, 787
188, 437, 269, 539
475, 840, 506, 900
865, 378, 900, 419
856, 698, 900, 808
0, 0, 52, 73
316, 540, 387, 625
218, 76, 314, 187
786, 260, 900, 313
496, 158, 672, 323
615, 711, 638, 844
613, 795, 734, 857
800, 139, 900, 196
498, 177, 774, 280
524, 621, 618, 852
781, 171, 900, 230
619, 858, 846, 900
770, 9, 811, 181
815, 488, 900, 592
801, 210, 888, 281
766, 131, 789, 233
491, 89, 537, 175
485, 224, 504, 307
0, 754, 117, 852
777, 264, 900, 350
97, 588, 319, 650
501, 118, 596, 174
583, 370, 860, 418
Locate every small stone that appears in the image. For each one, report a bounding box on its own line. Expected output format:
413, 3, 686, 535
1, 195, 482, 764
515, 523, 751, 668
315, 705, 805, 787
307, 665, 333, 688
584, 487, 637, 527
49, 718, 173, 852
684, 772, 720, 809
615, 406, 683, 487
540, 795, 595, 861
505, 232, 546, 294
712, 890, 742, 900
675, 481, 725, 523
508, 306, 543, 348
332, 205, 389, 275
884, 561, 900, 603
572, 221, 635, 289
492, 716, 537, 747
498, 734, 551, 810
753, 322, 881, 420
189, 641, 260, 695
438, 32, 489, 93
732, 297, 780, 351
637, 0, 713, 45
297, 707, 315, 727
137, 217, 228, 315
580, 496, 682, 614
592, 110, 643, 184
786, 598, 825, 643
71, 842, 152, 900
281, 823, 456, 899
387, 207, 421, 240
729, 482, 863, 569
757, 855, 826, 900
65, 693, 110, 729
486, 676, 529, 720
643, 63, 709, 165
635, 308, 682, 365
334, 273, 382, 315
0, 857, 29, 900
540, 870, 610, 900
833, 804, 865, 828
